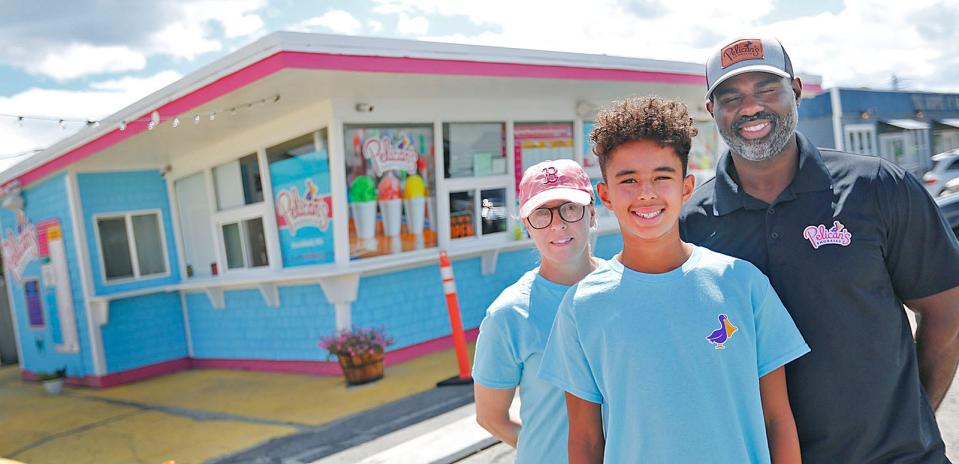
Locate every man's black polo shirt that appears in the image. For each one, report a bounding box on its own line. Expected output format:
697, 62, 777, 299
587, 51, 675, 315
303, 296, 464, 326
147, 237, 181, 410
681, 132, 959, 463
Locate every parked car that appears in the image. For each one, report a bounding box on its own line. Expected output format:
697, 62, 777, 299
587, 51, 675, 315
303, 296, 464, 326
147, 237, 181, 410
942, 176, 959, 197
923, 150, 959, 197
936, 193, 959, 238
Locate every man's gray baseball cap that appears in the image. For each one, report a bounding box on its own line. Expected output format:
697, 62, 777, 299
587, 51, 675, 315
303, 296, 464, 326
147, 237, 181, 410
705, 37, 794, 99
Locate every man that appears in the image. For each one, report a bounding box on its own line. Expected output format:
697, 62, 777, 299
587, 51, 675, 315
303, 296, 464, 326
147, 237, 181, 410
681, 36, 959, 463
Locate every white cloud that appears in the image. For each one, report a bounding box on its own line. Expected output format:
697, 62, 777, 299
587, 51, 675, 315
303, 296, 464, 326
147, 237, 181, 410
368, 19, 384, 33
0, 70, 184, 170
397, 13, 430, 35
147, 0, 266, 60
372, 0, 959, 92
297, 10, 364, 35
27, 43, 147, 81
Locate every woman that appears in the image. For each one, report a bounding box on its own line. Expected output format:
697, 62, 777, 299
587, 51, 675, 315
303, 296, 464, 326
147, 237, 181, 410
472, 159, 600, 463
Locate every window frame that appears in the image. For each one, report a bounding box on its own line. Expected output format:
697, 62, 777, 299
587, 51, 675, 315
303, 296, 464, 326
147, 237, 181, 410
93, 208, 171, 284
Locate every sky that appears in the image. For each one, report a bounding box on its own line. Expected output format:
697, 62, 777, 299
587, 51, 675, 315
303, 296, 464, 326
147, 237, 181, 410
1, 0, 957, 172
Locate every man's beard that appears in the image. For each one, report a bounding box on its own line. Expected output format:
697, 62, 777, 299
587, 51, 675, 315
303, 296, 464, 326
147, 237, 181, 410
719, 104, 798, 162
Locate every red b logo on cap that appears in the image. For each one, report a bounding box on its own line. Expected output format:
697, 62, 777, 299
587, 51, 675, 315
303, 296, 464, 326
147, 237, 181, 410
542, 166, 559, 184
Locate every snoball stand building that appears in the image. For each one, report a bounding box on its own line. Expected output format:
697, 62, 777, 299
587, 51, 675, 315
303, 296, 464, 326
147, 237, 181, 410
0, 32, 821, 386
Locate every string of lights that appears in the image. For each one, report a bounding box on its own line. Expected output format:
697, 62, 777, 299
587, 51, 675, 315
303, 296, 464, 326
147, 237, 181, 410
0, 94, 281, 160
0, 94, 281, 132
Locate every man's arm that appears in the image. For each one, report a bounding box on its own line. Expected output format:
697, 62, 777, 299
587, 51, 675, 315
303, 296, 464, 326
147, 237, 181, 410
906, 285, 959, 410
566, 392, 604, 464
474, 384, 520, 447
759, 367, 801, 464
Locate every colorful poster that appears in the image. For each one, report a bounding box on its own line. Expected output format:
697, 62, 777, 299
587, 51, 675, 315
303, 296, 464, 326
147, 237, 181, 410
582, 121, 599, 167
24, 279, 43, 328
513, 123, 575, 192
1, 219, 38, 284
271, 149, 335, 267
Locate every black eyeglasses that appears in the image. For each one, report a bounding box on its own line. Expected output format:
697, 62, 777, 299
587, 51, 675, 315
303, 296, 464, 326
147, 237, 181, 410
527, 202, 586, 229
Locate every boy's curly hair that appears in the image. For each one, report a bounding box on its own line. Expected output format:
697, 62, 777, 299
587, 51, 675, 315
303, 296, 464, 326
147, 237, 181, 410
590, 96, 698, 180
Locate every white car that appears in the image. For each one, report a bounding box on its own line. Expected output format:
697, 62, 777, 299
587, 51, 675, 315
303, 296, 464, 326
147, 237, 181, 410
923, 150, 959, 197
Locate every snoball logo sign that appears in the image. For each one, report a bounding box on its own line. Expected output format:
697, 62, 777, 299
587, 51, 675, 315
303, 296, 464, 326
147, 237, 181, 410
270, 149, 335, 267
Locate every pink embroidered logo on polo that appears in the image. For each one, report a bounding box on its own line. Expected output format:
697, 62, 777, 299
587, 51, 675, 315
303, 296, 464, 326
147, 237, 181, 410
802, 221, 852, 249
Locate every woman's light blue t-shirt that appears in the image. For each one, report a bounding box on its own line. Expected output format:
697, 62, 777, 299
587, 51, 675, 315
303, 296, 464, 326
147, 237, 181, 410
539, 246, 810, 463
472, 268, 572, 464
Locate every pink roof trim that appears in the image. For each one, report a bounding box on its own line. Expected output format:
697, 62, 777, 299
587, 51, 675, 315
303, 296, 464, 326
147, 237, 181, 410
12, 50, 818, 188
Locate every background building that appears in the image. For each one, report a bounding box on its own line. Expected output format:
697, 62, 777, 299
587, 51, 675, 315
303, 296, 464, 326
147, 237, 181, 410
799, 88, 959, 174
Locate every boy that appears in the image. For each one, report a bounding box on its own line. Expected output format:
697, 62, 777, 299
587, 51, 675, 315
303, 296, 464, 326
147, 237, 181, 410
538, 96, 808, 463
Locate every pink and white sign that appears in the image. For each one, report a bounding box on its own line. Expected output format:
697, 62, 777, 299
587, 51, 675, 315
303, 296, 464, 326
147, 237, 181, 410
275, 183, 333, 236
364, 136, 418, 176
2, 222, 39, 284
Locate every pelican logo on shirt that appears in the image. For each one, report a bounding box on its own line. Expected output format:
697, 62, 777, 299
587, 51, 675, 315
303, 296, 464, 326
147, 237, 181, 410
706, 314, 738, 350
802, 221, 852, 249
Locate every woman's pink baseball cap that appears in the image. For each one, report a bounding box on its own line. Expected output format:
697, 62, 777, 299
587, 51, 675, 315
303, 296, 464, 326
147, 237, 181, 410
518, 159, 594, 218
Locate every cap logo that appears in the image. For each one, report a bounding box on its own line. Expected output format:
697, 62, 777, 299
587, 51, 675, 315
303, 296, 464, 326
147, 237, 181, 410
542, 166, 559, 184
721, 39, 764, 69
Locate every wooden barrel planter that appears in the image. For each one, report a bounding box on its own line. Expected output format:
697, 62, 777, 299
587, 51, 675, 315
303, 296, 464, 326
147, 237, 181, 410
337, 351, 385, 385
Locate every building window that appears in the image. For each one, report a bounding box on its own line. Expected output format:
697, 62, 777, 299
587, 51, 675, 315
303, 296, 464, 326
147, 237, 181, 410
845, 125, 876, 155
213, 153, 263, 211
174, 172, 216, 278
443, 123, 507, 178
344, 124, 437, 259
449, 188, 508, 240
267, 130, 335, 267
220, 217, 268, 270
95, 211, 168, 282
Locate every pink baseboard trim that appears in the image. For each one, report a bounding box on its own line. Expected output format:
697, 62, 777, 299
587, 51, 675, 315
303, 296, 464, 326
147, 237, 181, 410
191, 358, 343, 376
21, 358, 193, 388
18, 327, 483, 388
385, 327, 480, 365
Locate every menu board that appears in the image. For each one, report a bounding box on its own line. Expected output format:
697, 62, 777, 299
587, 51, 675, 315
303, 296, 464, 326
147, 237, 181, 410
513, 123, 575, 191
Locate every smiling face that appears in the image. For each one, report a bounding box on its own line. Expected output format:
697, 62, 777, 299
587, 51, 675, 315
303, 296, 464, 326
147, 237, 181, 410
526, 199, 595, 267
597, 139, 694, 244
707, 71, 801, 162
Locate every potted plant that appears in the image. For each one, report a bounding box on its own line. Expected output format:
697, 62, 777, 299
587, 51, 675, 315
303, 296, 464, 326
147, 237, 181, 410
37, 367, 67, 395
320, 328, 394, 386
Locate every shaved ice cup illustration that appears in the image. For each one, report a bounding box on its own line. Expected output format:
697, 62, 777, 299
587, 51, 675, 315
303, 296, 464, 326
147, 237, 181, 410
404, 174, 426, 249
349, 175, 378, 251
378, 172, 403, 253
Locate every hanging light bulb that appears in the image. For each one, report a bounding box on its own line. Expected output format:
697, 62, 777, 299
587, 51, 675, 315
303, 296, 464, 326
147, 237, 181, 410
58, 119, 66, 130
119, 121, 127, 131
273, 95, 281, 103
16, 116, 23, 128
230, 107, 237, 116
150, 111, 160, 127
172, 117, 180, 128
93, 120, 100, 128
148, 121, 156, 131
193, 114, 200, 124
209, 112, 216, 121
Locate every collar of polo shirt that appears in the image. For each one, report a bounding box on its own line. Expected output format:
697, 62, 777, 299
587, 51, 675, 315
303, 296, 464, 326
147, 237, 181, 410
712, 133, 834, 216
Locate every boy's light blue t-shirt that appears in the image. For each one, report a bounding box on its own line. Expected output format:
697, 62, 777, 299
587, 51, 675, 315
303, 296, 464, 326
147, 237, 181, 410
472, 268, 572, 464
539, 246, 810, 463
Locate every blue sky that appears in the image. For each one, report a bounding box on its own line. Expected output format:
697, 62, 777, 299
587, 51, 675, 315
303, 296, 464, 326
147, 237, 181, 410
0, 0, 956, 170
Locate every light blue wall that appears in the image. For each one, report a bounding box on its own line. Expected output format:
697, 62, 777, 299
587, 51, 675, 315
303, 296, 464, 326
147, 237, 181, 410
0, 174, 95, 377
352, 232, 623, 350
183, 233, 622, 359
100, 292, 187, 373
77, 170, 181, 295
186, 285, 337, 360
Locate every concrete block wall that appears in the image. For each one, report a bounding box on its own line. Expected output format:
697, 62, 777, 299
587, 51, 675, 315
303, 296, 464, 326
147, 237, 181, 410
100, 292, 188, 373
77, 170, 181, 295
0, 174, 95, 377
